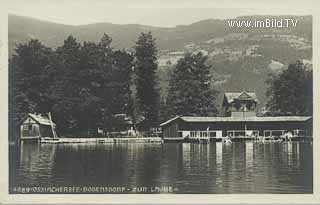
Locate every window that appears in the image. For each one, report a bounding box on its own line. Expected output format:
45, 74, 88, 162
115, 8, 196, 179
235, 131, 245, 136
271, 130, 283, 136
209, 132, 216, 137
23, 124, 33, 131
252, 131, 259, 136
294, 130, 306, 136
227, 131, 234, 137
23, 125, 28, 131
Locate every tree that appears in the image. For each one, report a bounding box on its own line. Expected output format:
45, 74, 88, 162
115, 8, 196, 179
50, 35, 82, 134
96, 33, 115, 131
111, 50, 134, 115
9, 34, 135, 137
134, 32, 160, 129
75, 41, 105, 135
266, 60, 312, 116
9, 39, 53, 139
167, 52, 218, 117
96, 34, 134, 132
159, 97, 171, 123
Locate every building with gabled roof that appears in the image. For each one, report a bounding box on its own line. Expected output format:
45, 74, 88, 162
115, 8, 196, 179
20, 113, 57, 140
222, 92, 258, 117
160, 92, 312, 140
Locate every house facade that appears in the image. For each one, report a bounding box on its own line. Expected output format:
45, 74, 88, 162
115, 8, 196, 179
20, 113, 57, 140
222, 92, 258, 117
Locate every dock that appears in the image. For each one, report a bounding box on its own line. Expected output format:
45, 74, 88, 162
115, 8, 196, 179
40, 137, 164, 144
163, 135, 313, 143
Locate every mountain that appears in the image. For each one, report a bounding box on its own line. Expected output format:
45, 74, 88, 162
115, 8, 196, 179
8, 15, 157, 55
9, 14, 312, 110
9, 14, 312, 55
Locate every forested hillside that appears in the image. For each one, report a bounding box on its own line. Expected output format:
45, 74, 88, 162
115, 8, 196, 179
9, 14, 312, 121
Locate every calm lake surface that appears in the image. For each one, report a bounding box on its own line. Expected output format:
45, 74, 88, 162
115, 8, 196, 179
9, 141, 313, 194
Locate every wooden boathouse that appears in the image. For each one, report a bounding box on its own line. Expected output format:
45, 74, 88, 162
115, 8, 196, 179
160, 92, 312, 141
20, 113, 57, 140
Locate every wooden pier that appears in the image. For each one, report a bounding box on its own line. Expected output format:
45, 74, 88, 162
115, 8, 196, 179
163, 135, 312, 143
40, 137, 164, 144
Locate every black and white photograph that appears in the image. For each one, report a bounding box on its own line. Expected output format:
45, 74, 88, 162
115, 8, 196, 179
1, 0, 319, 202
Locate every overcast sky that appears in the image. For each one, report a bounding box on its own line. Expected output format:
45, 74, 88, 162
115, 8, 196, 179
5, 0, 315, 27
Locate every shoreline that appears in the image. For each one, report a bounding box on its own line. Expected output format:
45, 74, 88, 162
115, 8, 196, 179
13, 135, 313, 144
39, 137, 164, 144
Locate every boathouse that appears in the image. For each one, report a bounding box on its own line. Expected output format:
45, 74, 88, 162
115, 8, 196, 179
20, 113, 57, 140
160, 92, 312, 140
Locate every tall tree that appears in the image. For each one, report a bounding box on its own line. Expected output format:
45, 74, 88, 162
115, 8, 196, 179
9, 39, 53, 139
167, 53, 218, 117
266, 60, 312, 116
76, 41, 105, 135
134, 32, 160, 129
159, 96, 171, 123
9, 34, 135, 137
50, 35, 82, 134
111, 50, 134, 115
96, 33, 114, 131
96, 34, 134, 131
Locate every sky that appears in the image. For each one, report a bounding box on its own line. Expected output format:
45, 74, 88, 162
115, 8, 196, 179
4, 0, 316, 27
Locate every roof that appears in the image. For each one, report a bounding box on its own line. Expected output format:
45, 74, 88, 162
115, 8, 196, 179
114, 113, 133, 125
224, 92, 259, 103
22, 113, 56, 126
160, 116, 182, 127
181, 116, 311, 122
160, 115, 312, 126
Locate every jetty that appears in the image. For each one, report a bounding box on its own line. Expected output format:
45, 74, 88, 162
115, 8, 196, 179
40, 137, 164, 144
19, 113, 163, 144
163, 134, 312, 143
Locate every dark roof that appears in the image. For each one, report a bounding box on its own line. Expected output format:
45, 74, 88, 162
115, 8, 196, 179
21, 113, 56, 126
224, 92, 258, 103
160, 115, 311, 126
181, 116, 311, 122
160, 116, 181, 126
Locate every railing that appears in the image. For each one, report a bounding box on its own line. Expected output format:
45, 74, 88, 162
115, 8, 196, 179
189, 131, 217, 139
264, 129, 306, 137
227, 130, 259, 137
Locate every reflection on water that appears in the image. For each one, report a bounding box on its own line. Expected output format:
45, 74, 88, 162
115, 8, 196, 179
9, 141, 312, 193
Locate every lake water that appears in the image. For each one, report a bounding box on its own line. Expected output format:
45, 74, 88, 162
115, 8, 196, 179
9, 141, 313, 194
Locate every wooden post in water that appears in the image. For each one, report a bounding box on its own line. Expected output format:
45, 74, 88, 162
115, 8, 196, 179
244, 122, 247, 139
48, 112, 58, 138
